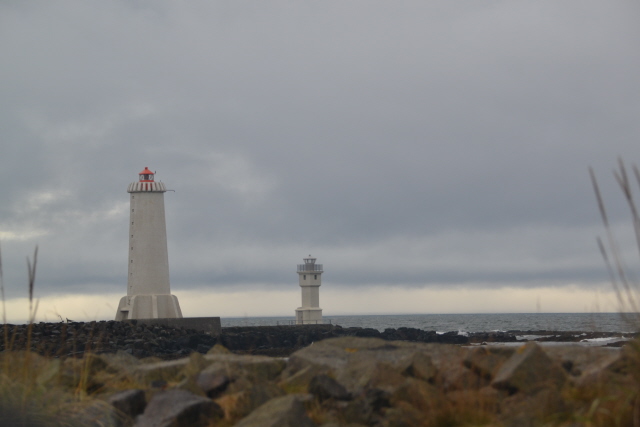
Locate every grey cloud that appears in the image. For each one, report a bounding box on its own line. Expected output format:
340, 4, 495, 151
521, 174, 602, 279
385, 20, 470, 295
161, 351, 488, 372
1, 1, 639, 302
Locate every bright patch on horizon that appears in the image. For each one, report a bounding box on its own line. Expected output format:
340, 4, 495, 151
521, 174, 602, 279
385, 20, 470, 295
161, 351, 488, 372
0, 283, 622, 325
0, 229, 47, 241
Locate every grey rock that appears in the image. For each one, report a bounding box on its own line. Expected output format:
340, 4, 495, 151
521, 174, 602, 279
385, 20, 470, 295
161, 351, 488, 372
200, 353, 287, 383
224, 383, 286, 420
284, 337, 463, 394
134, 389, 222, 427
341, 388, 390, 425
544, 345, 621, 378
402, 351, 437, 383
195, 372, 231, 397
278, 364, 326, 394
132, 359, 190, 383
463, 346, 515, 380
389, 378, 439, 411
234, 394, 315, 427
108, 389, 146, 419
498, 387, 568, 427
492, 342, 567, 395
308, 374, 351, 401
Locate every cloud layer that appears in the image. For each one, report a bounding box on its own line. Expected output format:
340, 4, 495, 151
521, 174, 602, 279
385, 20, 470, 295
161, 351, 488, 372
1, 2, 639, 319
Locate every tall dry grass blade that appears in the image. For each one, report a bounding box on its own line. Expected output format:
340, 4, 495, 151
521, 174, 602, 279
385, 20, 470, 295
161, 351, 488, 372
632, 164, 640, 260
26, 246, 38, 324
27, 246, 37, 311
591, 167, 612, 232
598, 237, 625, 310
613, 158, 630, 199
0, 242, 7, 354
614, 159, 640, 265
633, 164, 640, 192
1, 242, 4, 322
590, 167, 638, 313
24, 246, 39, 363
612, 160, 640, 312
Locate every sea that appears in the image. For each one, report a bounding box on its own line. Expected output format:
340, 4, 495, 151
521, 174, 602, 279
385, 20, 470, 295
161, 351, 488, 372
220, 313, 639, 334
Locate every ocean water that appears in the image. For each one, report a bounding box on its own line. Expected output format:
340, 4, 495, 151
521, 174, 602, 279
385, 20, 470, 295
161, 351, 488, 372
221, 313, 639, 333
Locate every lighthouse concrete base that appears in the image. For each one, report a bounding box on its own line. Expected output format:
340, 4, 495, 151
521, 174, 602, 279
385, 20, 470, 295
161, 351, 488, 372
295, 307, 323, 325
115, 294, 183, 321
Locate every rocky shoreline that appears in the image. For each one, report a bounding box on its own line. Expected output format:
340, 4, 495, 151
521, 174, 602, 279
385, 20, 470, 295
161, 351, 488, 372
2, 321, 640, 426
1, 320, 636, 359
2, 333, 638, 426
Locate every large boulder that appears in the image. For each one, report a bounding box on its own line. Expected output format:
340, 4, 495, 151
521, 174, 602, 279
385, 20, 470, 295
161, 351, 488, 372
200, 353, 287, 388
492, 342, 567, 395
134, 389, 222, 427
215, 383, 286, 420
130, 352, 285, 388
464, 346, 515, 380
131, 358, 191, 384
572, 343, 639, 407
107, 389, 146, 420
307, 374, 351, 402
286, 337, 466, 389
234, 394, 316, 427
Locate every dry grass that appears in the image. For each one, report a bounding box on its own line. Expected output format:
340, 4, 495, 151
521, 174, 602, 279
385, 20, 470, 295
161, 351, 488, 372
0, 246, 122, 426
590, 159, 640, 321
586, 158, 640, 426
0, 246, 69, 425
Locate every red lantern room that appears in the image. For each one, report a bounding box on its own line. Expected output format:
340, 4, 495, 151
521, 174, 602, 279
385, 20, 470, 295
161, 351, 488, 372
139, 167, 155, 182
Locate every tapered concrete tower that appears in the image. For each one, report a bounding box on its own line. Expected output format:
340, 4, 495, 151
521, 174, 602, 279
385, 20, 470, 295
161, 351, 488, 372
115, 167, 182, 320
295, 255, 323, 324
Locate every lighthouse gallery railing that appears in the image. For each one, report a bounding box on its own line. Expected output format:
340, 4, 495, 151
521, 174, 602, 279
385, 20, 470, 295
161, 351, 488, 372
297, 264, 323, 272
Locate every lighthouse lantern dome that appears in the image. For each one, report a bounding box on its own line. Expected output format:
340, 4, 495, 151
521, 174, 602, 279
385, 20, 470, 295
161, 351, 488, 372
139, 167, 155, 182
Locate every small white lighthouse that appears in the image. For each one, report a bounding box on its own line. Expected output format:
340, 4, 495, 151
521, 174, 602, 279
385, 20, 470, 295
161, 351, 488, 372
115, 167, 183, 320
295, 255, 323, 325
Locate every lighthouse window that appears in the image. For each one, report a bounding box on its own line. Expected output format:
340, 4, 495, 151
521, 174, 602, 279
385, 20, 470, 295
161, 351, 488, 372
314, 275, 317, 280
303, 275, 306, 280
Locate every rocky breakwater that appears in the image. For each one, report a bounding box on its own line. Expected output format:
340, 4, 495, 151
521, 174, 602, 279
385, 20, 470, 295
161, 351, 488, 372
221, 325, 475, 356
2, 321, 634, 359
0, 322, 480, 359
1, 320, 217, 359
2, 336, 638, 426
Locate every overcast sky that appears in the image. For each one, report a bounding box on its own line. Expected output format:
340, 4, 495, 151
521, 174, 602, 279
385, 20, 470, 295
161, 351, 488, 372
2, 1, 640, 323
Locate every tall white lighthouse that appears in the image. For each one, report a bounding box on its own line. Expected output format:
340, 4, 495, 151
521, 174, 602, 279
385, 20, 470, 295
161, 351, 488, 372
115, 167, 182, 320
295, 255, 323, 324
